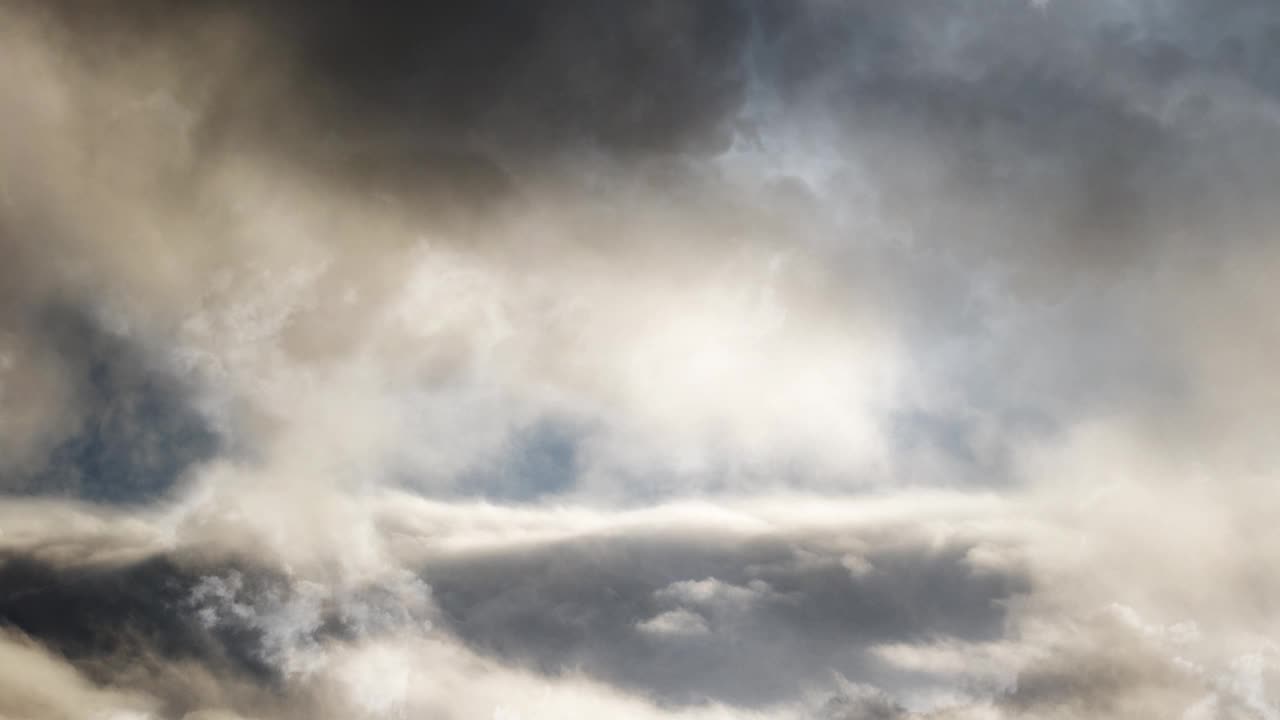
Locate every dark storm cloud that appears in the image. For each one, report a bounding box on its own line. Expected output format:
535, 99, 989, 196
0, 546, 434, 717
25, 0, 1280, 168
0, 551, 276, 686
23, 0, 1280, 244
255, 0, 1280, 158
22, 0, 755, 207
423, 527, 1027, 707
268, 1, 752, 155
0, 505, 1029, 715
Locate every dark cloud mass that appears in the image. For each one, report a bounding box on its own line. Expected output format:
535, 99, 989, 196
425, 529, 1027, 706
1, 0, 1279, 718
0, 552, 276, 684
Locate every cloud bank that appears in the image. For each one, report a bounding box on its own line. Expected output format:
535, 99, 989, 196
2, 1, 1280, 718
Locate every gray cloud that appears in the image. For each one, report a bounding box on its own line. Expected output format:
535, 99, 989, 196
1, 0, 1280, 717
0, 491, 1273, 718
0, 498, 1026, 717
424, 525, 1027, 706
0, 552, 278, 684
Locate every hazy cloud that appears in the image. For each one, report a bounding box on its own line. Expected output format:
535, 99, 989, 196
2, 0, 1280, 717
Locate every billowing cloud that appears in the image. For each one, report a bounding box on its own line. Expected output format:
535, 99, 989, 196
2, 0, 1280, 718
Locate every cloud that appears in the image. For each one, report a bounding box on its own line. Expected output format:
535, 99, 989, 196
0, 488, 1272, 718
0, 493, 1014, 717
2, 0, 1280, 717
419, 510, 1026, 706
637, 608, 711, 638
0, 629, 158, 720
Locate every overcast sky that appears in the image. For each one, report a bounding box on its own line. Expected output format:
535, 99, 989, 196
1, 1, 1279, 718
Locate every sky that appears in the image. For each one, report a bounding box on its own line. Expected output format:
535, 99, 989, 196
1, 1, 1279, 718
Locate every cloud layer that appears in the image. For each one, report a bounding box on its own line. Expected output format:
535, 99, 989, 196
2, 1, 1280, 718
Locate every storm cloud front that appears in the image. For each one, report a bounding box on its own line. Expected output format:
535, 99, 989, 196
1, 1, 1279, 718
